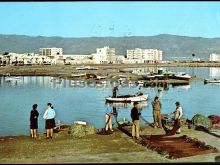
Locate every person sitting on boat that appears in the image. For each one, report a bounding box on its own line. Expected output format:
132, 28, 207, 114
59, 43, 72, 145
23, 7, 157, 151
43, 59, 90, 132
112, 86, 118, 98
105, 101, 114, 132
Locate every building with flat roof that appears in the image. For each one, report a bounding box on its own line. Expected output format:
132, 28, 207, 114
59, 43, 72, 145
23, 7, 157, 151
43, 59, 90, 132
210, 53, 220, 62
126, 48, 163, 63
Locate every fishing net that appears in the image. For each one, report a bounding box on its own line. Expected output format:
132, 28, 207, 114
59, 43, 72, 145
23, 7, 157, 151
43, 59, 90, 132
192, 114, 212, 128
208, 115, 220, 128
70, 124, 97, 137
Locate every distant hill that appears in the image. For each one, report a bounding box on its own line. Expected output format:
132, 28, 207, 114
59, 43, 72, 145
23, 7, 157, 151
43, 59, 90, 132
1, 34, 220, 60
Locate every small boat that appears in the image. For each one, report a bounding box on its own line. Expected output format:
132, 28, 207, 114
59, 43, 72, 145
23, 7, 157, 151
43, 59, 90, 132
74, 121, 87, 125
72, 73, 86, 77
173, 72, 191, 80
76, 66, 98, 70
142, 74, 155, 80
5, 76, 22, 81
105, 93, 148, 103
95, 76, 107, 80
204, 78, 220, 84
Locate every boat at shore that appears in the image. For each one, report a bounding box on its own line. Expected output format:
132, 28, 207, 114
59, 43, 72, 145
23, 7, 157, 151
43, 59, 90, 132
76, 66, 98, 70
204, 78, 220, 84
105, 93, 148, 103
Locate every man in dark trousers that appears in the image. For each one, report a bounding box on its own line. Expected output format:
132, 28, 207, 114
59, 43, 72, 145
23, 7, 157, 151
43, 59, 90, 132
130, 102, 141, 140
112, 86, 118, 98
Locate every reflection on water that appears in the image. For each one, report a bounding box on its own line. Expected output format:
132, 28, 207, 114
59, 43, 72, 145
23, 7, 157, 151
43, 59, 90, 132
210, 67, 220, 78
0, 67, 220, 136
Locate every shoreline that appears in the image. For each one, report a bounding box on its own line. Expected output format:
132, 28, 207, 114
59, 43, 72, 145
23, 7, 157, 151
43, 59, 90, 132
0, 63, 211, 80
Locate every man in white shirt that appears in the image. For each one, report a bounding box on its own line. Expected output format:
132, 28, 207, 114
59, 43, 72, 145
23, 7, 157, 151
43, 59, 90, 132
172, 101, 183, 134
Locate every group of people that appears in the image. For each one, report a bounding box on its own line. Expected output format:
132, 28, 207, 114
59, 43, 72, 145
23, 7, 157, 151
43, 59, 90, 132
151, 96, 183, 134
30, 103, 56, 139
104, 96, 183, 141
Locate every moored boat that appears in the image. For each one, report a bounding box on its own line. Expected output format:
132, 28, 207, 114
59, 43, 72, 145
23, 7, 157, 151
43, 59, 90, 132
204, 78, 220, 84
4, 76, 22, 81
173, 72, 191, 80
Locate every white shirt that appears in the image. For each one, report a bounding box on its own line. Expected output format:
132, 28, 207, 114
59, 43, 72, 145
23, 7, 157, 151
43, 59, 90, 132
174, 106, 183, 119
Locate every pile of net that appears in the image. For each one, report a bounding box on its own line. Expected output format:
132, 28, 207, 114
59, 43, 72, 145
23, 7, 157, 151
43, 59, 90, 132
192, 114, 212, 128
70, 123, 97, 137
208, 115, 220, 128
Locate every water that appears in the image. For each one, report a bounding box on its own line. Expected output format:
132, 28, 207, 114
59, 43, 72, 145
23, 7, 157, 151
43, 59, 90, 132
0, 67, 220, 136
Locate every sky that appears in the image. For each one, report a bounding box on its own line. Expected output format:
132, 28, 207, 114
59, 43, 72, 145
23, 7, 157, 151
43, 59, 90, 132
0, 1, 220, 38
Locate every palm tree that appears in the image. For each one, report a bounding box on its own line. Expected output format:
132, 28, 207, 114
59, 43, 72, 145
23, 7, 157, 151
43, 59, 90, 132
192, 54, 195, 62
7, 56, 11, 65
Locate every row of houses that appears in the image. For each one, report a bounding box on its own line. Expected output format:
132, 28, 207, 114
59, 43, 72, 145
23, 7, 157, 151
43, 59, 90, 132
0, 46, 163, 65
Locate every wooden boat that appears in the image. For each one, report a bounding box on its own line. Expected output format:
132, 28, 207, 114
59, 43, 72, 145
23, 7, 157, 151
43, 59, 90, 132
76, 66, 98, 70
105, 93, 148, 103
204, 78, 220, 84
72, 73, 86, 77
173, 72, 191, 80
4, 76, 22, 81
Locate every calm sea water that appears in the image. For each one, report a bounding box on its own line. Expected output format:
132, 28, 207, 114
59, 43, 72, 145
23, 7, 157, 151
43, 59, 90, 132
0, 67, 220, 136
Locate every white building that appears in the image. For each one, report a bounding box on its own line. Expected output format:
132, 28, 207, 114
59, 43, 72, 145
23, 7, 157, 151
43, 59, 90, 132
126, 48, 163, 63
210, 53, 220, 62
39, 47, 63, 62
92, 46, 116, 64
64, 54, 93, 64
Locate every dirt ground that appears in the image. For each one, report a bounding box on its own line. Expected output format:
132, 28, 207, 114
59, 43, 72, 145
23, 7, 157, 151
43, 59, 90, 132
0, 125, 220, 163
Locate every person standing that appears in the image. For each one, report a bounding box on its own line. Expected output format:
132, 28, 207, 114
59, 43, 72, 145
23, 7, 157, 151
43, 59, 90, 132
112, 86, 118, 98
30, 104, 39, 139
130, 102, 141, 140
43, 103, 56, 139
171, 101, 183, 134
105, 101, 113, 132
151, 96, 162, 128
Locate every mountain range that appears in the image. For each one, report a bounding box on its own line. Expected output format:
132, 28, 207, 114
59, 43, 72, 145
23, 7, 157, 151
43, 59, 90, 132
1, 34, 220, 60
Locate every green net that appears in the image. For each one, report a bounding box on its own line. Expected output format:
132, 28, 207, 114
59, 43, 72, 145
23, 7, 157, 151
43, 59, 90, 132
70, 124, 97, 138
192, 114, 212, 128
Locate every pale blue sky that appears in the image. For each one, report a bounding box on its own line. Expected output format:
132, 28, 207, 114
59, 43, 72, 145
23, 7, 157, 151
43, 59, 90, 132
0, 1, 220, 38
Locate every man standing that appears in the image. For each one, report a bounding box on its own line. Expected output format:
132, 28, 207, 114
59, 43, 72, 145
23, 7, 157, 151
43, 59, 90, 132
130, 102, 141, 140
172, 101, 183, 134
151, 96, 162, 128
105, 101, 113, 132
112, 86, 118, 98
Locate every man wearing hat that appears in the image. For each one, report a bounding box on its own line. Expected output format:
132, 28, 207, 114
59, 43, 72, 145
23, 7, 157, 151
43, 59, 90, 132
130, 101, 141, 140
171, 101, 183, 134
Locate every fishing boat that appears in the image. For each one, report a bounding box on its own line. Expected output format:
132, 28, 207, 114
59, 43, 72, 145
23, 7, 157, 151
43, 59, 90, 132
95, 75, 107, 80
142, 74, 155, 80
72, 73, 86, 77
204, 78, 220, 84
4, 76, 22, 82
76, 66, 98, 70
173, 72, 191, 80
105, 93, 148, 103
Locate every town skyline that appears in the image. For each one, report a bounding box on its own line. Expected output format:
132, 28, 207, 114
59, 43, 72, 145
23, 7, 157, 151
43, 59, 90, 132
0, 2, 220, 38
